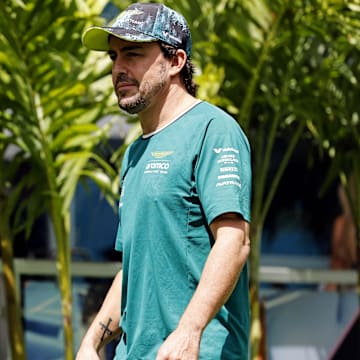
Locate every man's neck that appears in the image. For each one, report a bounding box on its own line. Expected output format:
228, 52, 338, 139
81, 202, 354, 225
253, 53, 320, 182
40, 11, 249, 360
139, 85, 197, 135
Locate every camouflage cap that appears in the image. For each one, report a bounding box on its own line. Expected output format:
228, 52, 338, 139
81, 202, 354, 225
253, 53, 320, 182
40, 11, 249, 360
82, 3, 192, 56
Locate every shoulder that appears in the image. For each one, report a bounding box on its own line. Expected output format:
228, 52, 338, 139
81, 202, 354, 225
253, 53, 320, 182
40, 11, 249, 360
195, 102, 244, 131
193, 101, 233, 119
197, 102, 250, 149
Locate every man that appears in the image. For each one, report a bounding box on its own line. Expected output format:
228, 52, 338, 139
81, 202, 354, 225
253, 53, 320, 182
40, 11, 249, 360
77, 3, 252, 359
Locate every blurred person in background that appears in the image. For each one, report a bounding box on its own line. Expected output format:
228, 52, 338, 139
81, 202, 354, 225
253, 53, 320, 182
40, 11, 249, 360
327, 175, 357, 291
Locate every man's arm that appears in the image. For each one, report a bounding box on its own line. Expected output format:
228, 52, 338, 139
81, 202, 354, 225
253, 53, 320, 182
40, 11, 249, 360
76, 269, 123, 359
156, 212, 250, 360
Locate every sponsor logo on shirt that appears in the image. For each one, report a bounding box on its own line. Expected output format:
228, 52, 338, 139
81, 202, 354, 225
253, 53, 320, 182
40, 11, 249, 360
216, 180, 242, 188
218, 174, 240, 180
213, 147, 242, 189
220, 167, 238, 172
217, 154, 239, 165
151, 151, 174, 159
213, 147, 239, 154
144, 160, 170, 174
144, 151, 174, 174
145, 162, 170, 170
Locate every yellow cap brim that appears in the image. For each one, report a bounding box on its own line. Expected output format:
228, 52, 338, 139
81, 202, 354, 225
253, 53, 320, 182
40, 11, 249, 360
82, 27, 114, 51
82, 26, 158, 51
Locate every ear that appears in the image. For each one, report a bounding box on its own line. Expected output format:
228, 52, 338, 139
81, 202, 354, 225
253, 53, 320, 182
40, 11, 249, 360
169, 49, 187, 76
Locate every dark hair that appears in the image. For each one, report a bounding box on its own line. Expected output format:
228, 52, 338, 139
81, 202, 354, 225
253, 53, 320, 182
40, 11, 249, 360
159, 42, 198, 97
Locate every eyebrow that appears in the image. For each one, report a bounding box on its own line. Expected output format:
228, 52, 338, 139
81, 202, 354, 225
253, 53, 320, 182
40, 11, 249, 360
121, 45, 144, 51
108, 45, 144, 55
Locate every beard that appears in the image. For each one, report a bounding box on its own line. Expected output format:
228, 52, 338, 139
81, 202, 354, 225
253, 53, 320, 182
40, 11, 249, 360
118, 93, 147, 114
115, 63, 167, 115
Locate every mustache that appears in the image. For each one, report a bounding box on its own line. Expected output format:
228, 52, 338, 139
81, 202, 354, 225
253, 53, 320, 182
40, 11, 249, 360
115, 74, 138, 87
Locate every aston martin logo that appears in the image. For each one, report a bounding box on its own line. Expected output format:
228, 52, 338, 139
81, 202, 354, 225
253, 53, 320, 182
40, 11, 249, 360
151, 151, 174, 159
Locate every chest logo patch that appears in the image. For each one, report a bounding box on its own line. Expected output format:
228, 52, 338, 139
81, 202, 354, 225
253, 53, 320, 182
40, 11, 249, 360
151, 151, 174, 159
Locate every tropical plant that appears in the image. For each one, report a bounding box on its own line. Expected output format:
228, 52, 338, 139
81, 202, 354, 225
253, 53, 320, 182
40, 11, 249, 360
0, 0, 119, 358
309, 2, 360, 298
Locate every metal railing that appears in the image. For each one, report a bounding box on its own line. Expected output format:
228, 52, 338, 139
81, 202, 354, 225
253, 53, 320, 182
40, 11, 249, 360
0, 256, 357, 292
0, 259, 121, 298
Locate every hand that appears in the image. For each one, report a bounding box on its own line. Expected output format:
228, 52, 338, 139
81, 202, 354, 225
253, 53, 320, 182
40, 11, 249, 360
156, 328, 201, 360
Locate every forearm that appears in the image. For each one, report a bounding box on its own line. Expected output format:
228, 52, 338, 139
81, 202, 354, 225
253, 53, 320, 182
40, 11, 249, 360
79, 269, 123, 352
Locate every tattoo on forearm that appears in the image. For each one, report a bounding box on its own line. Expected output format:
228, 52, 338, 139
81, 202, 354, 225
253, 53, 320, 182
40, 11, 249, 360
99, 318, 113, 342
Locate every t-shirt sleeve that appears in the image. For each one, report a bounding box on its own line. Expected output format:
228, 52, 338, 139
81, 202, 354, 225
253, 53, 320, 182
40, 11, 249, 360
114, 148, 131, 252
195, 117, 252, 224
115, 224, 123, 252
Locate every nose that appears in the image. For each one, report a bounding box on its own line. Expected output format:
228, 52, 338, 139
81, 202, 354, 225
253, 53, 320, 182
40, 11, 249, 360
111, 57, 130, 87
112, 56, 127, 77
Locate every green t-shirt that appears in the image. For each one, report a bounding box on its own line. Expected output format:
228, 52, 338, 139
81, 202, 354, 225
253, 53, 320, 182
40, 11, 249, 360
114, 101, 251, 359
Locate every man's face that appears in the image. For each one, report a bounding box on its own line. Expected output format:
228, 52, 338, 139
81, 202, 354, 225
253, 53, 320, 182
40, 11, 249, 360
108, 36, 170, 114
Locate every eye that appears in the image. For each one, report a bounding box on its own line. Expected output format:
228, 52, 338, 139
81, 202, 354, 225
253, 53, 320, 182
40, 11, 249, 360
108, 51, 116, 61
126, 52, 140, 58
